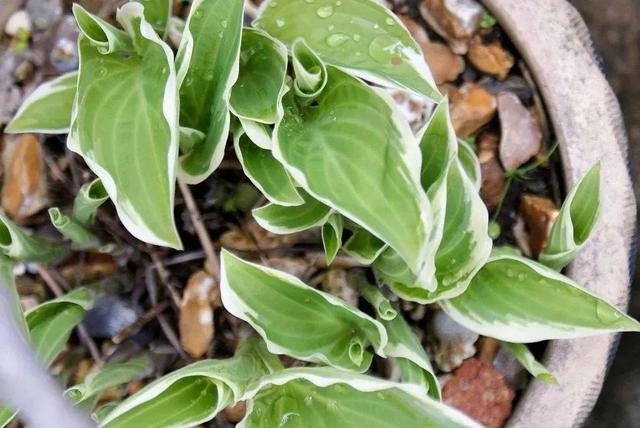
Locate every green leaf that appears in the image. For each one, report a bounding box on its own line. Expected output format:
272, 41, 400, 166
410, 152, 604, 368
374, 101, 490, 302
358, 281, 397, 321
5, 71, 77, 134
457, 138, 481, 191
234, 132, 303, 206
100, 336, 281, 428
321, 213, 343, 264
68, 3, 182, 249
439, 255, 640, 342
539, 163, 601, 270
381, 314, 440, 400
238, 368, 479, 428
274, 67, 436, 286
291, 38, 328, 99
72, 178, 109, 226
504, 342, 557, 384
25, 288, 93, 366
229, 29, 288, 124
254, 0, 441, 101
220, 250, 387, 372
0, 255, 27, 337
238, 118, 273, 150
131, 0, 171, 36
342, 227, 387, 264
0, 408, 16, 428
253, 189, 332, 234
178, 126, 205, 153
72, 4, 131, 54
49, 208, 99, 249
175, 0, 244, 183
0, 214, 67, 262
66, 357, 149, 409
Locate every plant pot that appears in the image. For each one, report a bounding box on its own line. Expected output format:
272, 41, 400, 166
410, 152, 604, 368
481, 0, 636, 426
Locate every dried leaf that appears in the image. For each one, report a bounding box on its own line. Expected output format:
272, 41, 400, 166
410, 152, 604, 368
179, 270, 217, 358
1, 134, 48, 221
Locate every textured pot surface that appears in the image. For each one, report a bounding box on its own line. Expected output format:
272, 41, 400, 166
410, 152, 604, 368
482, 1, 636, 426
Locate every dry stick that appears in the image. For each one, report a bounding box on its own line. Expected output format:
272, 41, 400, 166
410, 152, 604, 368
178, 180, 220, 282
34, 264, 103, 364
112, 302, 169, 344
149, 251, 182, 308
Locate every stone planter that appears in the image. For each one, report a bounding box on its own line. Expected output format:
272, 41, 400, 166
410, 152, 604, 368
482, 0, 636, 426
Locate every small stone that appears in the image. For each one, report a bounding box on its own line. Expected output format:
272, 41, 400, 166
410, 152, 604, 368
497, 91, 542, 171
518, 194, 559, 257
4, 9, 30, 36
12, 59, 33, 82
0, 0, 22, 32
26, 0, 61, 31
477, 132, 505, 211
420, 0, 484, 54
49, 15, 79, 73
179, 270, 217, 358
468, 36, 514, 80
423, 41, 466, 84
321, 269, 358, 306
224, 401, 246, 423
387, 88, 433, 131
399, 15, 430, 46
450, 82, 497, 137
443, 358, 515, 428
429, 310, 478, 372
1, 133, 48, 221
83, 295, 141, 338
512, 216, 532, 257
479, 75, 533, 105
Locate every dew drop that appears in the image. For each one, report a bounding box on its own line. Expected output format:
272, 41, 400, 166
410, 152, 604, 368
517, 273, 526, 281
385, 17, 394, 26
95, 67, 107, 77
326, 33, 350, 47
276, 18, 286, 27
193, 9, 203, 19
304, 396, 313, 406
269, 1, 278, 7
304, 0, 314, 3
506, 268, 515, 278
373, 23, 380, 29
353, 33, 361, 41
316, 5, 333, 18
336, 0, 342, 5
595, 300, 622, 325
184, 76, 193, 87
221, 20, 228, 28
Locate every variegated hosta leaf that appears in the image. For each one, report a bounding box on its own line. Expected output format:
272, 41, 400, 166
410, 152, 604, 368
48, 208, 98, 248
253, 189, 332, 233
291, 38, 328, 99
504, 343, 557, 384
358, 282, 397, 321
0, 214, 67, 262
457, 138, 481, 191
0, 255, 27, 337
229, 29, 288, 124
25, 288, 93, 366
72, 178, 109, 226
342, 227, 387, 264
100, 336, 281, 428
274, 67, 436, 286
69, 3, 182, 248
65, 357, 149, 409
179, 126, 205, 153
175, 0, 244, 183
238, 368, 479, 428
72, 4, 131, 54
234, 132, 303, 206
220, 250, 387, 372
440, 255, 640, 342
254, 0, 441, 101
539, 163, 601, 270
381, 313, 440, 400
238, 118, 273, 150
132, 0, 171, 36
321, 213, 343, 264
374, 103, 491, 302
5, 72, 77, 134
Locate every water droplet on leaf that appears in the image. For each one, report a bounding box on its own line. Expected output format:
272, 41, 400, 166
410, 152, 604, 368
595, 300, 622, 325
316, 5, 333, 18
326, 33, 350, 47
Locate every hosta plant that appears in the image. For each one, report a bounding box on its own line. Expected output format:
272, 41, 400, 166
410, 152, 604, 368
3, 0, 638, 426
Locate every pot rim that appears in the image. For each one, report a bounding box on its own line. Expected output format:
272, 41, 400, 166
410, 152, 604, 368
481, 0, 636, 426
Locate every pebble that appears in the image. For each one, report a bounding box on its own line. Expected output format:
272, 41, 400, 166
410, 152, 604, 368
423, 40, 466, 84
477, 132, 505, 211
497, 91, 542, 171
518, 194, 559, 257
420, 0, 484, 54
26, 0, 61, 31
443, 358, 515, 428
429, 310, 478, 372
4, 9, 31, 36
83, 295, 142, 338
49, 15, 79, 73
468, 35, 514, 80
450, 82, 497, 137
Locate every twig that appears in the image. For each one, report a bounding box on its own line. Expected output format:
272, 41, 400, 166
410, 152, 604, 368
178, 180, 220, 281
34, 264, 103, 364
112, 302, 168, 344
149, 251, 182, 308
